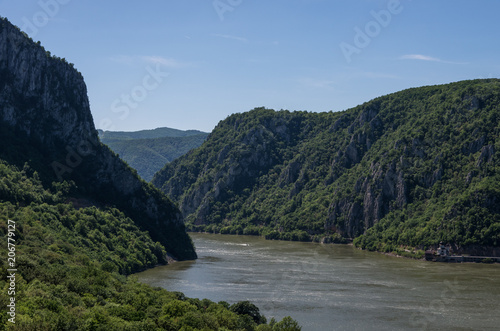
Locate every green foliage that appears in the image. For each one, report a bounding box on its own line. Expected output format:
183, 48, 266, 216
271, 316, 302, 331
0, 159, 298, 330
0, 121, 196, 261
99, 129, 208, 181
154, 80, 500, 254
0, 19, 298, 329
99, 127, 208, 140
230, 301, 266, 324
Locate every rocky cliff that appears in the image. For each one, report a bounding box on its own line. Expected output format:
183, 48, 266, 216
153, 80, 500, 254
0, 18, 196, 260
0, 20, 92, 150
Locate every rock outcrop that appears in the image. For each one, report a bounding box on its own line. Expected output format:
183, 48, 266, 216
0, 18, 196, 260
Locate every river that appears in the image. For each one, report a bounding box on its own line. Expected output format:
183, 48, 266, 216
136, 233, 500, 330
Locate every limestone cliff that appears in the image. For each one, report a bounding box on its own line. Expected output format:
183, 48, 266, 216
0, 18, 196, 260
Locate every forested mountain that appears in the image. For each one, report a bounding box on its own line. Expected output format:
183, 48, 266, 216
98, 127, 207, 140
0, 18, 299, 329
0, 17, 195, 261
153, 79, 500, 256
99, 129, 208, 181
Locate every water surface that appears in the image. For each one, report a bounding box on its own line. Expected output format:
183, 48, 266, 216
136, 233, 500, 330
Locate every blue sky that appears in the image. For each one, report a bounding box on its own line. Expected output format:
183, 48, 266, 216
1, 0, 499, 132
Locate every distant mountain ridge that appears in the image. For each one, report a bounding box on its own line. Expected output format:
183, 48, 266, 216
99, 128, 209, 181
98, 127, 207, 141
153, 80, 500, 256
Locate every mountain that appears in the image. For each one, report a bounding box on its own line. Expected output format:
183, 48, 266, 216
0, 17, 196, 260
153, 80, 500, 256
99, 129, 208, 181
0, 17, 299, 329
98, 127, 207, 140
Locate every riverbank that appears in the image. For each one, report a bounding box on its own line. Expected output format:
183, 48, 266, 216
188, 229, 351, 244
189, 230, 423, 257
137, 232, 500, 331
188, 230, 500, 264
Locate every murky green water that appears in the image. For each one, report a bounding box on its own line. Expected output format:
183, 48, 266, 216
136, 233, 500, 330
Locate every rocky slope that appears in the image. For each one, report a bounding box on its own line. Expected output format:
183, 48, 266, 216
153, 80, 500, 255
0, 18, 196, 260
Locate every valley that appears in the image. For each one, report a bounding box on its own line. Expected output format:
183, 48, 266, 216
0, 18, 296, 330
99, 128, 208, 182
1, 4, 499, 329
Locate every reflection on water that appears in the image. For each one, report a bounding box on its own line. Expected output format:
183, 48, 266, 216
136, 233, 500, 331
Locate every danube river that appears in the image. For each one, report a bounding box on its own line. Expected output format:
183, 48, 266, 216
136, 233, 500, 330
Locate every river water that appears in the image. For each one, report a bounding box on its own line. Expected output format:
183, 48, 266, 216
136, 233, 500, 330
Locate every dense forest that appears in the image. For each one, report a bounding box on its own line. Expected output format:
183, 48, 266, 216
99, 128, 208, 182
154, 79, 500, 257
0, 162, 299, 330
0, 18, 299, 330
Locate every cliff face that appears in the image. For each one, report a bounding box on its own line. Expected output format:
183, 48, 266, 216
0, 20, 92, 149
0, 18, 196, 260
153, 109, 322, 224
153, 80, 500, 253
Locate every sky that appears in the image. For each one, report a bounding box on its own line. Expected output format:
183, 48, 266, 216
1, 0, 499, 132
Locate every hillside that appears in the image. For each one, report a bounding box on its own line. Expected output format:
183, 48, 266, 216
0, 17, 300, 330
153, 79, 500, 256
0, 161, 294, 329
0, 17, 196, 261
99, 129, 208, 181
98, 127, 207, 141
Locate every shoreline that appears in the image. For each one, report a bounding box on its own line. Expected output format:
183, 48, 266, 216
188, 231, 500, 264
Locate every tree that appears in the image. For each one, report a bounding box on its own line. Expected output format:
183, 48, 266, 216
230, 301, 266, 324
272, 316, 302, 331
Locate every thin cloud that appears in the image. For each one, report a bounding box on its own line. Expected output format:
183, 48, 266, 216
359, 71, 399, 79
401, 54, 441, 62
211, 33, 248, 42
141, 56, 187, 68
110, 55, 189, 68
109, 55, 135, 65
400, 54, 467, 65
298, 78, 336, 89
